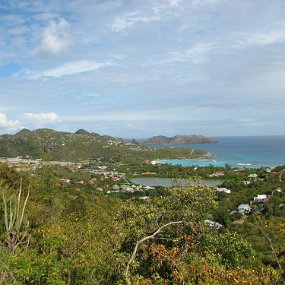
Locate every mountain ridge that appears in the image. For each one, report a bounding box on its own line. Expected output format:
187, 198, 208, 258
0, 129, 208, 162
0, 128, 137, 161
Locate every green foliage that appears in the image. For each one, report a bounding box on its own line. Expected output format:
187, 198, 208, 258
203, 231, 256, 268
0, 164, 283, 284
1, 179, 30, 253
118, 182, 216, 249
116, 182, 217, 282
0, 128, 208, 162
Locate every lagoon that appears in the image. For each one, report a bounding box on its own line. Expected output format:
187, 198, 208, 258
131, 177, 223, 187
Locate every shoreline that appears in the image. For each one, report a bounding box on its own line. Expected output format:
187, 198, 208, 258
154, 158, 282, 169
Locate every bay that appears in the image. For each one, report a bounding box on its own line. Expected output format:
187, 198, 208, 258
150, 135, 285, 168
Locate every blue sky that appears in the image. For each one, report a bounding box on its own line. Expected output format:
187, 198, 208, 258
0, 0, 285, 138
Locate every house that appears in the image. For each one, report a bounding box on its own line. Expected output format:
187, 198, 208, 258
234, 168, 246, 172
209, 172, 225, 177
121, 185, 135, 193
216, 187, 231, 194
204, 219, 223, 229
107, 190, 120, 194
112, 184, 120, 191
238, 204, 251, 214
112, 176, 120, 181
138, 196, 150, 200
253, 194, 270, 203
248, 174, 258, 180
272, 188, 282, 194
88, 179, 94, 185
144, 186, 155, 190
138, 196, 152, 202
58, 178, 71, 183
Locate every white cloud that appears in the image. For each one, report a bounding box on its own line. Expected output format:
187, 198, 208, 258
0, 113, 22, 130
24, 112, 60, 122
79, 93, 101, 98
30, 60, 113, 79
112, 11, 161, 32
112, 1, 190, 32
38, 18, 71, 55
191, 0, 221, 5
169, 0, 182, 7
63, 112, 158, 122
169, 43, 215, 62
151, 42, 215, 65
167, 0, 221, 10
233, 27, 285, 49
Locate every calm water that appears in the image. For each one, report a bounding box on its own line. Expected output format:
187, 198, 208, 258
150, 135, 285, 168
131, 177, 223, 187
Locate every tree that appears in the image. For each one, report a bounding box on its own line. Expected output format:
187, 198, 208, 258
116, 182, 217, 283
203, 231, 255, 268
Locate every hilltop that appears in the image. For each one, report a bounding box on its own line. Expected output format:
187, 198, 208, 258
144, 134, 219, 144
0, 128, 208, 162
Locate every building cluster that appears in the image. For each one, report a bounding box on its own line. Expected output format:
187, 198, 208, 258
0, 157, 82, 170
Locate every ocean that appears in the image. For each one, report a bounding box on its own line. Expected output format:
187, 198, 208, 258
150, 135, 285, 168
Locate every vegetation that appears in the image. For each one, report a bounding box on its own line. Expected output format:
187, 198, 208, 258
0, 128, 207, 162
0, 162, 283, 284
0, 130, 284, 284
143, 134, 218, 144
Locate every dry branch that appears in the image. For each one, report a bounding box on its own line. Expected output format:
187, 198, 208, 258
125, 220, 183, 285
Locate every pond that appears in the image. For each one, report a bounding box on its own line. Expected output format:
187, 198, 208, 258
131, 177, 223, 187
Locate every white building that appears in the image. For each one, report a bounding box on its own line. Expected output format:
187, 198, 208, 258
238, 204, 251, 214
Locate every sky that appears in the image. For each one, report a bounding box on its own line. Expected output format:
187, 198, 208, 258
0, 0, 285, 138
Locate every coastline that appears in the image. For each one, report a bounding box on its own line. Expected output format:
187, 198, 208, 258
151, 136, 285, 168
151, 151, 214, 165
201, 152, 214, 159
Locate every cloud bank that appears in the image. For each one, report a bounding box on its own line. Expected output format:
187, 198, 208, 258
30, 60, 113, 79
0, 113, 22, 130
24, 112, 60, 122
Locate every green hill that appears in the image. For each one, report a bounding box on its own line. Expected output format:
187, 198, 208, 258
0, 128, 208, 162
144, 134, 219, 144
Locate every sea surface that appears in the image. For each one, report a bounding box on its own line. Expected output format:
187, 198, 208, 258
148, 135, 285, 168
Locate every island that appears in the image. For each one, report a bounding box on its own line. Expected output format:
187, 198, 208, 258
143, 135, 219, 144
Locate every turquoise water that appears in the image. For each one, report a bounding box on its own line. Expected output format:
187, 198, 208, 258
151, 135, 285, 168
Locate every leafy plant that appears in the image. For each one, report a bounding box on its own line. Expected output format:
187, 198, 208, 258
2, 178, 30, 254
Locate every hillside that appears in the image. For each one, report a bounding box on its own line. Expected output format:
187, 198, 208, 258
144, 134, 219, 144
0, 164, 282, 284
0, 129, 208, 162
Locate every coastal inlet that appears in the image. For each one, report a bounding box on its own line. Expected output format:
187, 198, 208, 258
131, 177, 223, 187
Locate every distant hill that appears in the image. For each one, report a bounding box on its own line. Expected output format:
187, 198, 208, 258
0, 129, 209, 162
0, 128, 145, 161
144, 135, 218, 144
